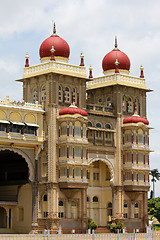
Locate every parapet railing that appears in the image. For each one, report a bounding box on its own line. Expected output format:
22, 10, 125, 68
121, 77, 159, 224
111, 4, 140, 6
87, 73, 146, 90
23, 61, 86, 78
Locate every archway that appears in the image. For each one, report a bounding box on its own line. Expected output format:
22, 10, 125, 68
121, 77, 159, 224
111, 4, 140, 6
0, 150, 32, 233
0, 150, 29, 187
87, 159, 113, 226
0, 207, 7, 228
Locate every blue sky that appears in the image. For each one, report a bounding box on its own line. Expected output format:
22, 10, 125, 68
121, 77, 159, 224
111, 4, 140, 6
0, 0, 160, 196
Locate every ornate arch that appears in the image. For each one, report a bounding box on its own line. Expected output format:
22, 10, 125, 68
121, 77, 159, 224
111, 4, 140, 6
89, 157, 114, 182
0, 146, 34, 182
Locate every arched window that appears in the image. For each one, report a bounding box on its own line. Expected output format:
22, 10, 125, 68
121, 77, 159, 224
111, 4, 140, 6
108, 202, 112, 208
134, 98, 139, 113
122, 96, 126, 112
105, 123, 111, 129
58, 200, 65, 218
88, 121, 92, 127
43, 194, 47, 201
87, 196, 90, 202
128, 97, 133, 113
105, 96, 113, 113
124, 203, 128, 208
59, 201, 64, 206
33, 88, 37, 103
60, 122, 67, 136
96, 123, 102, 128
75, 121, 81, 137
135, 203, 139, 208
73, 87, 77, 104
59, 85, 63, 102
93, 196, 98, 202
41, 85, 46, 103
42, 194, 48, 218
69, 122, 73, 136
83, 124, 86, 138
65, 87, 71, 103
138, 128, 143, 144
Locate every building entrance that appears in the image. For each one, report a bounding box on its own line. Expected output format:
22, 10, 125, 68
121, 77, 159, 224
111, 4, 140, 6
0, 150, 31, 233
0, 207, 7, 228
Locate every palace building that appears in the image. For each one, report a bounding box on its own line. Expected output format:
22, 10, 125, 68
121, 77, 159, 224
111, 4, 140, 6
0, 24, 151, 233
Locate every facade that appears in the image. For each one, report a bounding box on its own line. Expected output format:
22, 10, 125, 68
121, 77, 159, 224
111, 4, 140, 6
0, 25, 151, 233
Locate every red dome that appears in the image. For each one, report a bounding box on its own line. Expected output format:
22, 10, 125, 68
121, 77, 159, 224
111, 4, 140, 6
102, 49, 130, 72
59, 106, 88, 117
123, 115, 149, 125
39, 26, 70, 59
102, 38, 130, 72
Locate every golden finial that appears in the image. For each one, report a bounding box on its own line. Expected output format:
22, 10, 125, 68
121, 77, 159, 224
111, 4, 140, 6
50, 45, 55, 53
25, 52, 29, 59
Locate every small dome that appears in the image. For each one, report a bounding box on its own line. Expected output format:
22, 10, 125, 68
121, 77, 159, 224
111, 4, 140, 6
123, 114, 149, 125
102, 37, 130, 73
59, 105, 88, 117
39, 23, 70, 61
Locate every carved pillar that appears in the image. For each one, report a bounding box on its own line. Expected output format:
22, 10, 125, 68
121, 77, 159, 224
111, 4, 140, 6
112, 187, 116, 221
31, 182, 38, 231
31, 158, 38, 232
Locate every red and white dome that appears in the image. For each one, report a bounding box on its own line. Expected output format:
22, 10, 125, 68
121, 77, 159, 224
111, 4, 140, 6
123, 114, 149, 125
39, 24, 70, 62
59, 105, 88, 117
102, 37, 130, 74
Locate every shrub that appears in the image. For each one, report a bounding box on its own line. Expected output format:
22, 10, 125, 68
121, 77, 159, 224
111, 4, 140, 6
107, 222, 123, 233
88, 218, 98, 232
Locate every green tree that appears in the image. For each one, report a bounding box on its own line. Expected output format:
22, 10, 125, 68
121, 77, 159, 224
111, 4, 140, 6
148, 197, 160, 222
150, 169, 160, 198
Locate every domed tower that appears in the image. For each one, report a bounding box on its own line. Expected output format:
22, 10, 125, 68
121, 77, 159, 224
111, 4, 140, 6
122, 113, 150, 231
86, 36, 151, 233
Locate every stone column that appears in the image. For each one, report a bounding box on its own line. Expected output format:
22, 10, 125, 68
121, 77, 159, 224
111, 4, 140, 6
82, 189, 87, 218
130, 201, 134, 219
112, 187, 116, 221
31, 181, 38, 232
31, 159, 38, 232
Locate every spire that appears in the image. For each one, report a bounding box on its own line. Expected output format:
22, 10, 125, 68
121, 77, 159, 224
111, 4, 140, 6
53, 22, 56, 34
140, 64, 144, 78
114, 36, 119, 50
50, 45, 55, 61
89, 65, 93, 78
80, 52, 84, 66
25, 52, 29, 67
115, 59, 119, 73
51, 22, 57, 36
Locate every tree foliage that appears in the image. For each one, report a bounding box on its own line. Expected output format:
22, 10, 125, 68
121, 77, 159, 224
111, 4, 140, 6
149, 169, 160, 198
148, 197, 160, 222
